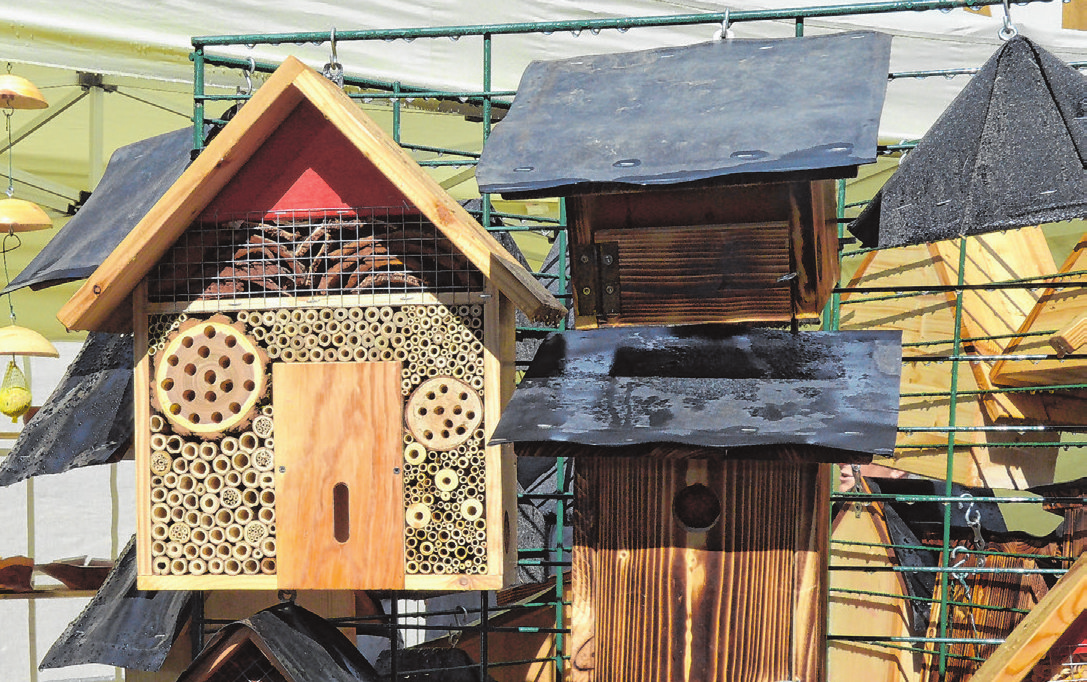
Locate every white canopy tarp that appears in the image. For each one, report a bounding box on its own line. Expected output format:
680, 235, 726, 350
5, 0, 1087, 139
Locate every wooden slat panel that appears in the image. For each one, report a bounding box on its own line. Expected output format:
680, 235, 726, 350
991, 233, 1087, 388
595, 223, 795, 326
134, 280, 152, 578
573, 458, 825, 682
840, 242, 1059, 488
274, 361, 404, 590
1065, 0, 1087, 30
829, 497, 922, 682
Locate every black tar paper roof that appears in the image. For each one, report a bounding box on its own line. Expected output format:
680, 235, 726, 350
0, 332, 133, 486
476, 31, 892, 197
40, 536, 194, 672
3, 127, 192, 294
850, 36, 1087, 249
179, 602, 379, 682
490, 326, 902, 459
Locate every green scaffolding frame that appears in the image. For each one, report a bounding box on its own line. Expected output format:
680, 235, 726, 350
187, 3, 1083, 679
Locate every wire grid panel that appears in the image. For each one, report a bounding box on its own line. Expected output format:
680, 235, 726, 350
147, 208, 485, 305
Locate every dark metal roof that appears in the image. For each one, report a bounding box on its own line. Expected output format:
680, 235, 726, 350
39, 536, 194, 672
179, 602, 379, 682
476, 31, 892, 197
3, 127, 192, 294
490, 326, 902, 459
0, 332, 133, 486
850, 36, 1087, 249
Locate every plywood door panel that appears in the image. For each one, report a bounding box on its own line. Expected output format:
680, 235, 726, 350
274, 361, 404, 589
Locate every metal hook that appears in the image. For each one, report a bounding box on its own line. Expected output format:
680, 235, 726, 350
447, 605, 468, 648
999, 0, 1018, 41
713, 10, 734, 41
323, 27, 345, 88
237, 57, 255, 96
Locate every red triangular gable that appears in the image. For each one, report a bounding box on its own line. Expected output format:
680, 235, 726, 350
199, 99, 419, 221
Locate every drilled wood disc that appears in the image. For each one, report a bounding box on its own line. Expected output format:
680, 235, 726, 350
404, 376, 482, 451
153, 316, 268, 438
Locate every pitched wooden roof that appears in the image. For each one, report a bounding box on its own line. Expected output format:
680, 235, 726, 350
58, 56, 566, 332
971, 553, 1087, 682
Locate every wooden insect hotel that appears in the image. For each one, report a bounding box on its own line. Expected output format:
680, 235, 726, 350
57, 56, 565, 591
479, 31, 899, 682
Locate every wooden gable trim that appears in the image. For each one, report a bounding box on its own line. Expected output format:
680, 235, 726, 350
971, 553, 1087, 682
59, 57, 565, 332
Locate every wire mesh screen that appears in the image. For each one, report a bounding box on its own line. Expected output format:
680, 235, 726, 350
148, 208, 485, 304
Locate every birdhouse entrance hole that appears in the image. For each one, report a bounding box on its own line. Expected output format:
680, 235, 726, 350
672, 483, 721, 531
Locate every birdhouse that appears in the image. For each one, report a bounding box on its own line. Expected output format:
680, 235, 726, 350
491, 326, 902, 682
477, 31, 892, 329
176, 602, 378, 682
57, 57, 565, 591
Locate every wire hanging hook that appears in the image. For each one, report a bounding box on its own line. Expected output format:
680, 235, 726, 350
237, 57, 255, 97
713, 9, 735, 41
999, 0, 1018, 41
323, 27, 345, 88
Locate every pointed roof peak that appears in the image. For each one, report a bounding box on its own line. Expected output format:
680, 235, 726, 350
59, 57, 565, 332
850, 36, 1087, 249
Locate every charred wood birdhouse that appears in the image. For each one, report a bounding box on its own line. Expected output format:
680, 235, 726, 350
57, 57, 565, 591
477, 31, 892, 329
492, 327, 902, 682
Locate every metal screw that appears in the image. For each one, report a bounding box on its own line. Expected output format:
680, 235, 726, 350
278, 466, 286, 473
581, 287, 591, 296
579, 254, 590, 264
605, 285, 615, 295
602, 255, 614, 266
393, 467, 401, 475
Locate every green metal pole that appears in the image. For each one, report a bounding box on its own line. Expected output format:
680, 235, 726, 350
192, 48, 206, 152
482, 33, 493, 231
938, 236, 968, 676
392, 81, 401, 144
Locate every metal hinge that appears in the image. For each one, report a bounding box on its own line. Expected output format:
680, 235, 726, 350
572, 242, 621, 318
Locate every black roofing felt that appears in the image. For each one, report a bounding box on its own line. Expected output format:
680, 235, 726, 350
476, 31, 892, 197
179, 602, 379, 682
490, 326, 902, 459
3, 127, 193, 294
850, 36, 1087, 249
40, 536, 193, 672
0, 332, 133, 486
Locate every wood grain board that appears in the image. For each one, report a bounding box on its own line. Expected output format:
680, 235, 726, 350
566, 180, 837, 328
839, 234, 1059, 488
594, 222, 795, 325
572, 458, 827, 682
922, 550, 1050, 682
968, 553, 1087, 682
274, 361, 404, 589
829, 496, 922, 682
991, 232, 1087, 388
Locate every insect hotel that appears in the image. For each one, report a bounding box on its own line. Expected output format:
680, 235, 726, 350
479, 32, 901, 682
56, 56, 565, 591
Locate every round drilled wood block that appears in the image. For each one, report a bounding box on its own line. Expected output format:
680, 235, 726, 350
153, 316, 268, 438
404, 376, 482, 451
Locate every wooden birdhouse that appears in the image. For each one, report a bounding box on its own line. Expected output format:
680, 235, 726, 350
57, 57, 565, 591
491, 326, 902, 682
477, 31, 892, 329
176, 601, 377, 682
